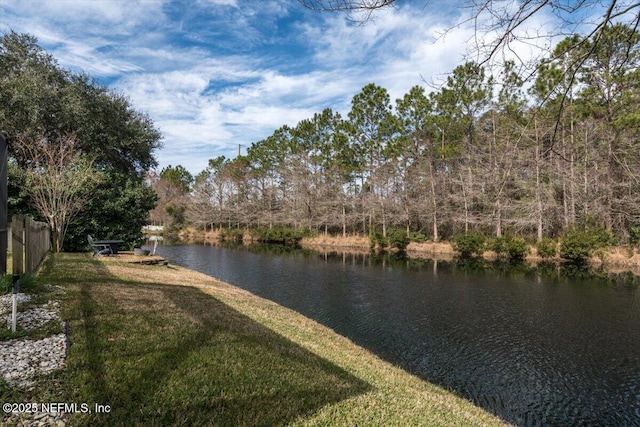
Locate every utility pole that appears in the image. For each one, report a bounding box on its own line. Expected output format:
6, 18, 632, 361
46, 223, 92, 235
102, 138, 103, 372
238, 144, 243, 157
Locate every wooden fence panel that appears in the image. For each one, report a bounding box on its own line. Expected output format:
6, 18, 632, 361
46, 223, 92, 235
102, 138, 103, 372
11, 215, 50, 276
11, 215, 24, 276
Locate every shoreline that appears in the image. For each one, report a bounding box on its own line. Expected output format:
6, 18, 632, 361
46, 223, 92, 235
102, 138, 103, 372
174, 229, 640, 276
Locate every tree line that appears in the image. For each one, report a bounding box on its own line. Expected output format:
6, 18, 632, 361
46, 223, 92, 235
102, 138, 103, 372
159, 24, 640, 248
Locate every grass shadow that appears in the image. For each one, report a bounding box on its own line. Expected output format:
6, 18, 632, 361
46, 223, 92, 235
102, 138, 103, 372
49, 255, 371, 426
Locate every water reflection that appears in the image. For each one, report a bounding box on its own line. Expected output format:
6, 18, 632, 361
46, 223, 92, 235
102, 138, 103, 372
147, 241, 640, 426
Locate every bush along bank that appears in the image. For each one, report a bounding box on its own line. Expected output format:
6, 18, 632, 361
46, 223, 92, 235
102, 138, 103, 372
175, 225, 640, 273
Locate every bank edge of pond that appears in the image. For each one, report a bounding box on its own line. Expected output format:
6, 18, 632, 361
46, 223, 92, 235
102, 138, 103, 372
301, 235, 640, 273
33, 253, 508, 426
176, 228, 640, 277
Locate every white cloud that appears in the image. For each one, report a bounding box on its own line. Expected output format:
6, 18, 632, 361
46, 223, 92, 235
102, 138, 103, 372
198, 0, 238, 6
0, 0, 566, 175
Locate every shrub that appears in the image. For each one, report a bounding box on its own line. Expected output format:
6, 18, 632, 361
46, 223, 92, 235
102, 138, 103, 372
560, 224, 616, 263
630, 225, 640, 248
387, 228, 410, 251
487, 236, 508, 257
488, 235, 529, 260
252, 226, 310, 245
452, 232, 486, 258
536, 237, 557, 258
219, 228, 244, 242
369, 229, 388, 251
625, 245, 635, 258
408, 232, 427, 243
505, 236, 529, 260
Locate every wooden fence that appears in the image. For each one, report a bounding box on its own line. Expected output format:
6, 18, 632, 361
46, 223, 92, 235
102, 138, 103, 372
10, 215, 51, 276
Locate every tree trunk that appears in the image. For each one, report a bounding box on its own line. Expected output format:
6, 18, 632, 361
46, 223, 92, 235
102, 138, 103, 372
535, 118, 543, 241
342, 204, 347, 238
428, 157, 439, 241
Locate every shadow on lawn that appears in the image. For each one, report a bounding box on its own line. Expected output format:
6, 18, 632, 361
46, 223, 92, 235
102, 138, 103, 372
54, 255, 371, 426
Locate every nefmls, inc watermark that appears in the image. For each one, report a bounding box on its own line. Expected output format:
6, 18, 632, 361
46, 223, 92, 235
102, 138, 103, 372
3, 402, 111, 414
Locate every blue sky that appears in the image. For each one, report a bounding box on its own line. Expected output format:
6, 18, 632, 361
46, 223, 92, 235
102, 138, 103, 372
0, 0, 560, 175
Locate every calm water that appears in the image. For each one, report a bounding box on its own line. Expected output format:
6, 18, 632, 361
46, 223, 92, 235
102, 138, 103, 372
148, 243, 640, 426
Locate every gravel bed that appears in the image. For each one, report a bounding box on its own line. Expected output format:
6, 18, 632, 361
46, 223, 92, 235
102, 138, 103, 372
0, 287, 69, 426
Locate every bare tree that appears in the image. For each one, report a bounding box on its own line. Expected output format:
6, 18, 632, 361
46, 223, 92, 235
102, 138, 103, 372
298, 1, 639, 41
298, 1, 640, 86
12, 132, 100, 252
299, 0, 395, 18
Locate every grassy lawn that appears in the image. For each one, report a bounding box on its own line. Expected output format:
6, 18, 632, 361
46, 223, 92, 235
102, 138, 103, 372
3, 253, 509, 426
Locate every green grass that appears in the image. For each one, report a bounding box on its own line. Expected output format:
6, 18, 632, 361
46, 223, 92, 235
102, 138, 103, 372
1, 253, 508, 426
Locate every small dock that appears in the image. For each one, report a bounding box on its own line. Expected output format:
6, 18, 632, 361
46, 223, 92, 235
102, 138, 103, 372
129, 255, 169, 266
100, 252, 169, 266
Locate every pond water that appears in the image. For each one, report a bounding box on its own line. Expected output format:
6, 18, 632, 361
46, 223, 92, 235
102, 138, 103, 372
147, 242, 640, 426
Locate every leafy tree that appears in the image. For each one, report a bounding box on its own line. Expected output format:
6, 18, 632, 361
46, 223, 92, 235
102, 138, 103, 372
65, 175, 157, 251
160, 165, 193, 194
309, 109, 357, 236
66, 74, 161, 177
0, 32, 161, 176
577, 24, 640, 232
148, 165, 193, 231
348, 83, 397, 236
0, 32, 67, 137
0, 32, 162, 251
433, 62, 492, 233
395, 85, 442, 240
482, 61, 528, 237
7, 163, 34, 219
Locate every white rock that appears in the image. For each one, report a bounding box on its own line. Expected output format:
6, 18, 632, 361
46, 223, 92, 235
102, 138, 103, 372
0, 289, 69, 426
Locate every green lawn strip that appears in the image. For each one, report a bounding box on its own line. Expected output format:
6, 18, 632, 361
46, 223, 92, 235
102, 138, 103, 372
40, 254, 368, 426
202, 282, 508, 427
33, 253, 507, 426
